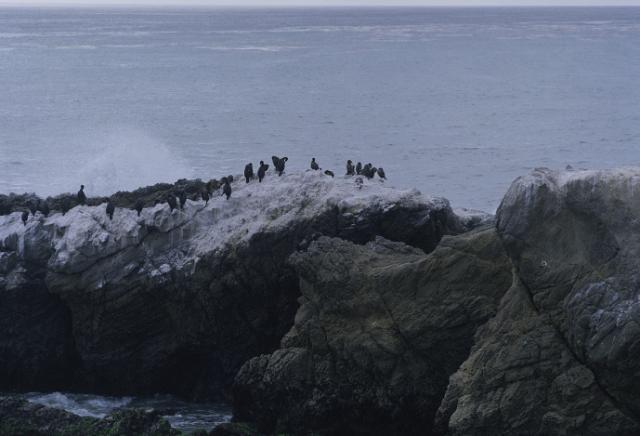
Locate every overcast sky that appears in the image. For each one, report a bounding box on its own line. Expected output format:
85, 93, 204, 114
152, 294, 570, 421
1, 0, 639, 6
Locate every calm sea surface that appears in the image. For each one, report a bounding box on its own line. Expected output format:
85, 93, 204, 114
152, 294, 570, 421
0, 7, 639, 211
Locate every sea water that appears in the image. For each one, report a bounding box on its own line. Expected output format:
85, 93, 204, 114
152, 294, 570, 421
20, 392, 231, 432
0, 6, 638, 210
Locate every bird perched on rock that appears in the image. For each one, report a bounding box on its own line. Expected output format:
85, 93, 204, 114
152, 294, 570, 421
39, 201, 50, 218
244, 163, 254, 183
179, 191, 187, 210
272, 156, 288, 176
310, 158, 320, 171
222, 178, 232, 200
370, 167, 378, 179
77, 185, 87, 205
363, 163, 376, 179
201, 190, 210, 205
258, 161, 269, 182
167, 195, 177, 212
324, 170, 334, 178
134, 199, 144, 216
356, 162, 362, 175
346, 160, 355, 176
377, 167, 386, 179
106, 200, 115, 220
21, 210, 29, 225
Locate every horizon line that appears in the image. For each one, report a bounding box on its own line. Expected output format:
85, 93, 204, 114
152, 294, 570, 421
0, 3, 639, 7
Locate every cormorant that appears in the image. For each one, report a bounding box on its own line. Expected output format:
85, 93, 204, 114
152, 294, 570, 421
258, 161, 269, 183
346, 160, 355, 176
377, 167, 386, 179
244, 163, 254, 183
167, 195, 177, 212
311, 158, 320, 171
222, 179, 232, 200
272, 156, 288, 176
201, 190, 210, 205
356, 162, 362, 175
179, 191, 187, 210
324, 170, 334, 178
77, 185, 86, 205
227, 175, 234, 183
106, 200, 115, 220
21, 210, 28, 225
134, 199, 144, 216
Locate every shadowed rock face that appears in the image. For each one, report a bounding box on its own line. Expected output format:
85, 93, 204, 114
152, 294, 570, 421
438, 167, 640, 435
232, 227, 512, 435
0, 172, 463, 399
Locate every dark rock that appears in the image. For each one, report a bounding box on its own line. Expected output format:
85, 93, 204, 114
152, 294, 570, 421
232, 227, 512, 435
0, 396, 178, 435
0, 173, 462, 399
438, 168, 640, 435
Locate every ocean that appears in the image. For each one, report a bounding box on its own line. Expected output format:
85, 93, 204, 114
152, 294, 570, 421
0, 6, 638, 211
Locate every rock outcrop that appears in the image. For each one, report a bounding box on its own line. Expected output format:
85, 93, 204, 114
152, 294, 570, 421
0, 396, 177, 436
437, 167, 640, 435
0, 172, 462, 399
232, 227, 512, 434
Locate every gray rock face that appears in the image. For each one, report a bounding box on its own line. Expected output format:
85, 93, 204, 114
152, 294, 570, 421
232, 227, 512, 434
0, 172, 462, 399
438, 168, 640, 435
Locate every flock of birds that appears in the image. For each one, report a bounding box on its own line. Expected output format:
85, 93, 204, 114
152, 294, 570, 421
18, 156, 387, 226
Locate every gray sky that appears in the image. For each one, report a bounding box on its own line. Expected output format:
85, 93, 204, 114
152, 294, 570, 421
1, 0, 639, 6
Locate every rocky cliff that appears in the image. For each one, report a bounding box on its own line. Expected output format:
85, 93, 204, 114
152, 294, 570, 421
437, 167, 640, 435
0, 172, 463, 399
232, 229, 512, 435
230, 167, 640, 435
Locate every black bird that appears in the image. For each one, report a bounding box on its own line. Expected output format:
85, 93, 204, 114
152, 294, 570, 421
324, 170, 334, 178
310, 158, 320, 171
21, 210, 29, 225
377, 167, 386, 179
258, 161, 269, 183
227, 175, 234, 183
346, 160, 355, 176
134, 199, 144, 216
371, 167, 378, 179
179, 191, 187, 210
222, 179, 232, 200
201, 190, 210, 205
244, 163, 254, 183
363, 163, 375, 179
167, 195, 177, 212
356, 162, 363, 175
272, 156, 288, 176
40, 201, 50, 218
106, 200, 115, 220
77, 185, 87, 205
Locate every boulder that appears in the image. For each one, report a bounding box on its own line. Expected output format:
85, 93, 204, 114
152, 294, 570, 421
232, 226, 512, 434
0, 396, 177, 436
438, 167, 640, 435
0, 172, 462, 399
